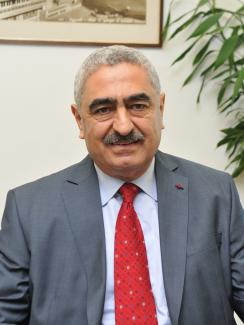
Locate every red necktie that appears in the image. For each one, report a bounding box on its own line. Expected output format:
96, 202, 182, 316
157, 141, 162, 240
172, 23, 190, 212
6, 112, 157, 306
114, 183, 158, 324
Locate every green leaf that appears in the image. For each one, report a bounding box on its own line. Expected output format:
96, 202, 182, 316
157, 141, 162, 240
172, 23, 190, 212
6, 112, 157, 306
189, 12, 223, 38
200, 62, 215, 76
193, 38, 212, 65
183, 50, 214, 86
217, 120, 244, 178
230, 151, 244, 177
171, 42, 195, 65
197, 0, 209, 8
220, 95, 240, 113
214, 34, 239, 69
211, 68, 229, 80
232, 163, 244, 178
236, 33, 244, 49
197, 75, 206, 103
167, 0, 203, 27
163, 11, 171, 41
169, 12, 202, 39
231, 153, 244, 165
198, 25, 226, 37
235, 58, 244, 66
222, 72, 238, 83
229, 139, 242, 158
217, 138, 228, 147
218, 79, 230, 105
168, 9, 195, 26
219, 96, 232, 108
237, 4, 244, 13
233, 68, 244, 100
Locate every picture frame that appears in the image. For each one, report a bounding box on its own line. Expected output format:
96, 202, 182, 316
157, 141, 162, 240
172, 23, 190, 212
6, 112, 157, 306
0, 0, 163, 47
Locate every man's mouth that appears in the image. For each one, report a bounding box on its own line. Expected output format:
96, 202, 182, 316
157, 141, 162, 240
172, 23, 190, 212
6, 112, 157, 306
111, 139, 141, 145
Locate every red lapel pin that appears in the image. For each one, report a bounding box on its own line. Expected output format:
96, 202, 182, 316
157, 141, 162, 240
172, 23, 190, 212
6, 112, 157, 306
175, 183, 184, 190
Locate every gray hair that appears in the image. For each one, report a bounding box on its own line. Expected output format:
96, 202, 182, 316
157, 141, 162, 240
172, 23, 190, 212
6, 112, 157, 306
74, 45, 161, 110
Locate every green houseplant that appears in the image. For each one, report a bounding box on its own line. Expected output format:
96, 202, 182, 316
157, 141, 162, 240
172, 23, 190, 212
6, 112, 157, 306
164, 0, 244, 177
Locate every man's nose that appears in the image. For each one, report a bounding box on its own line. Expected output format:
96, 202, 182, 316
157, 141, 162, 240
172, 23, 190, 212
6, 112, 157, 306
112, 107, 134, 135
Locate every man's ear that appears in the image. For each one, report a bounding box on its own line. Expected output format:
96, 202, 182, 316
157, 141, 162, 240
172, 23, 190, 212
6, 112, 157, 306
71, 104, 85, 139
159, 92, 165, 130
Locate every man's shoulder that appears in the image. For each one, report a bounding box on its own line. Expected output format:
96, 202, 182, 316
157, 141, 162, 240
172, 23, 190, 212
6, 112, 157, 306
10, 155, 93, 198
156, 151, 232, 185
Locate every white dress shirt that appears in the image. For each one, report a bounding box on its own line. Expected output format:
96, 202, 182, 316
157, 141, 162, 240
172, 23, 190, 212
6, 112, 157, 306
95, 159, 171, 325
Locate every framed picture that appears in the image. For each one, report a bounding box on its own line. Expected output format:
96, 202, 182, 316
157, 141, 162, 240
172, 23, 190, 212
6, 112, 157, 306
0, 0, 163, 46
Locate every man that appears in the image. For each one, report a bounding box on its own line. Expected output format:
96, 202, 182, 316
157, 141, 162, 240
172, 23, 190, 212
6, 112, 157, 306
0, 45, 243, 325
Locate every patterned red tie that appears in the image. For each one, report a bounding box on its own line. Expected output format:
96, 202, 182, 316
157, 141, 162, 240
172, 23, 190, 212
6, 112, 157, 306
114, 183, 158, 324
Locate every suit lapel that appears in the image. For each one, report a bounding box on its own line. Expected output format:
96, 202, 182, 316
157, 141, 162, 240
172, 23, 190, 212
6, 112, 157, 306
61, 157, 106, 325
155, 153, 188, 325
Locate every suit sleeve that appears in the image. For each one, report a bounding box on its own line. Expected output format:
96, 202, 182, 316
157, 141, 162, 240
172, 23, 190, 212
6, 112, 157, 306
229, 178, 244, 321
0, 190, 30, 324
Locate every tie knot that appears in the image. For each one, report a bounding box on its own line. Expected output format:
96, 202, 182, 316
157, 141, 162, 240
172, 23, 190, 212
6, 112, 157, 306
119, 183, 139, 203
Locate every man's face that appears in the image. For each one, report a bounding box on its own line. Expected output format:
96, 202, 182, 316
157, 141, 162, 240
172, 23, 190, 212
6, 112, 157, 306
72, 63, 165, 180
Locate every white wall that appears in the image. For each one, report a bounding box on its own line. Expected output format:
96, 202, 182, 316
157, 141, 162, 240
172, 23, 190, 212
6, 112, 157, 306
1, 0, 243, 215
0, 1, 243, 322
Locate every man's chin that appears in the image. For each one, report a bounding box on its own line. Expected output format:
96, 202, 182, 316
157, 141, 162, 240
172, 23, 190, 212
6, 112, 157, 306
111, 155, 147, 173
96, 154, 151, 180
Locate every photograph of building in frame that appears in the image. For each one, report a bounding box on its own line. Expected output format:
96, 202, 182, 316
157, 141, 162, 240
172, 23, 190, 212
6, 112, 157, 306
0, 0, 162, 46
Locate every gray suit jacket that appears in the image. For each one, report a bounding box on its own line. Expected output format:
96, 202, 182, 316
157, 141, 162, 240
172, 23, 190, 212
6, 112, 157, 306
0, 151, 244, 325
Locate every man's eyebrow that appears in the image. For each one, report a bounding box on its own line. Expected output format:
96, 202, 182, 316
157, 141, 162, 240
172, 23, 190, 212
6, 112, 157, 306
89, 97, 117, 111
124, 92, 151, 103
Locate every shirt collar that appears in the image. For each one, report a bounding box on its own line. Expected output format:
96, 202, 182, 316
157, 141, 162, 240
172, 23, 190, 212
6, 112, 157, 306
94, 158, 157, 206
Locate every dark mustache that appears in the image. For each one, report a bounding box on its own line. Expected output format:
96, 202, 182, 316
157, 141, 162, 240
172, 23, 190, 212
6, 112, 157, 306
103, 131, 144, 145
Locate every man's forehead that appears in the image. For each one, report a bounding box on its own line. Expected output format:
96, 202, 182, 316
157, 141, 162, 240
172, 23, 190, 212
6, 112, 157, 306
85, 62, 149, 82
79, 62, 159, 108
82, 63, 153, 96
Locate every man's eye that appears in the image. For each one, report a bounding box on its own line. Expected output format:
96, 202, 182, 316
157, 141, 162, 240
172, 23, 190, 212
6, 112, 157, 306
94, 107, 112, 115
130, 103, 147, 111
